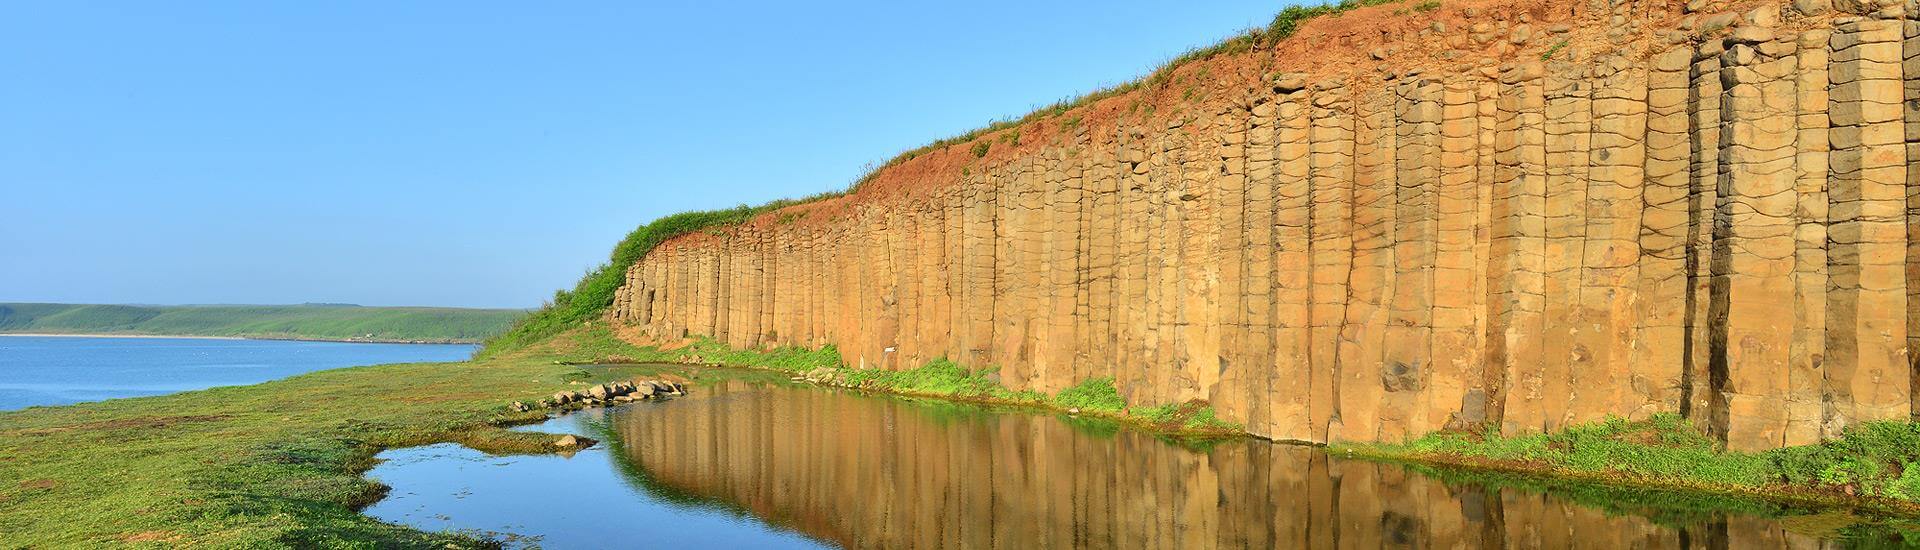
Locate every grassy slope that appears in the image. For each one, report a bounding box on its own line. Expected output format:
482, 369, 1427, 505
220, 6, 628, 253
0, 303, 525, 343
0, 328, 669, 547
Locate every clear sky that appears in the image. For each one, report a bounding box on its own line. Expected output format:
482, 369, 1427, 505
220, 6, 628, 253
2, 1, 1281, 309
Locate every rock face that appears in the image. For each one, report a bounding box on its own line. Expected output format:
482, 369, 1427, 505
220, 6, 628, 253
611, 0, 1920, 450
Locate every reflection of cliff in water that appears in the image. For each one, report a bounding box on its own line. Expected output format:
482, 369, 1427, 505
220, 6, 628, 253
605, 380, 1838, 549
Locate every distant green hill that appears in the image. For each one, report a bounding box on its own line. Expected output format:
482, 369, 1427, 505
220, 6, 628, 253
0, 303, 526, 343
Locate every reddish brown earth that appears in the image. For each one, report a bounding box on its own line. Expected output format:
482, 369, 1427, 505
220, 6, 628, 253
611, 0, 1920, 450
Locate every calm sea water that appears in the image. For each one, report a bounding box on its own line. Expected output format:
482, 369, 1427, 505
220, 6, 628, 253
0, 335, 475, 410
366, 371, 1891, 549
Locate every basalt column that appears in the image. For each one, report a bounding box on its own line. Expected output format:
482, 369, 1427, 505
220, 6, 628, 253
1310, 81, 1356, 442
1827, 17, 1910, 429
1493, 61, 1549, 434
611, 4, 1920, 448
1710, 29, 1799, 450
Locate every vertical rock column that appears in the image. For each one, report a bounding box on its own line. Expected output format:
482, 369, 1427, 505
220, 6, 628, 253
1493, 61, 1550, 433
1342, 81, 1397, 443
962, 170, 997, 368
1827, 17, 1911, 428
1686, 40, 1726, 424
943, 189, 967, 361
1386, 73, 1440, 439
1309, 80, 1354, 441
1270, 81, 1316, 441
1640, 45, 1695, 419
1329, 77, 1376, 441
1584, 53, 1647, 420
1032, 150, 1071, 389
1711, 28, 1799, 450
1116, 125, 1151, 404
1435, 72, 1485, 430
1792, 29, 1831, 444
1144, 125, 1180, 405
1473, 67, 1502, 426
1048, 145, 1085, 392
1182, 109, 1224, 404
1227, 91, 1274, 435
1542, 61, 1592, 430
1090, 129, 1123, 383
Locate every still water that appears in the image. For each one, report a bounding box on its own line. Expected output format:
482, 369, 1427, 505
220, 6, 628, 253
367, 373, 1882, 549
0, 335, 475, 410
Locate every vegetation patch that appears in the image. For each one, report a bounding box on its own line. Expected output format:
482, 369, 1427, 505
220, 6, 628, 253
1052, 377, 1127, 413
626, 332, 1243, 437
1340, 414, 1920, 517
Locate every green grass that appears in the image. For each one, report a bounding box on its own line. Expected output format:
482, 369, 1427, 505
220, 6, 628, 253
1052, 377, 1127, 413
0, 327, 679, 547
477, 198, 843, 357
1341, 414, 1920, 515
0, 302, 525, 343
653, 336, 1240, 435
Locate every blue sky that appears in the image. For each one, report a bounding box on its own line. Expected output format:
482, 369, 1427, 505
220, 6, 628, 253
2, 1, 1280, 308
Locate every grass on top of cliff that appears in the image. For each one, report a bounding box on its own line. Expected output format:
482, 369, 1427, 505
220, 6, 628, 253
1339, 414, 1920, 516
477, 198, 837, 357
0, 328, 682, 547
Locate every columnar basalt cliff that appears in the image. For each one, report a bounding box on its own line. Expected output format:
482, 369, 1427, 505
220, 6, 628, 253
612, 0, 1920, 450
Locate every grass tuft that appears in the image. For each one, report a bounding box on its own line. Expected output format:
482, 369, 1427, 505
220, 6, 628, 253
1052, 378, 1127, 413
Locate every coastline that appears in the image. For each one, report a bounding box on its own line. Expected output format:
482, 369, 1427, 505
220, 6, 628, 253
0, 332, 482, 345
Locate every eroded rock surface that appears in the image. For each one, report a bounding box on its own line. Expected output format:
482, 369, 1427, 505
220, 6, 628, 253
611, 0, 1920, 450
